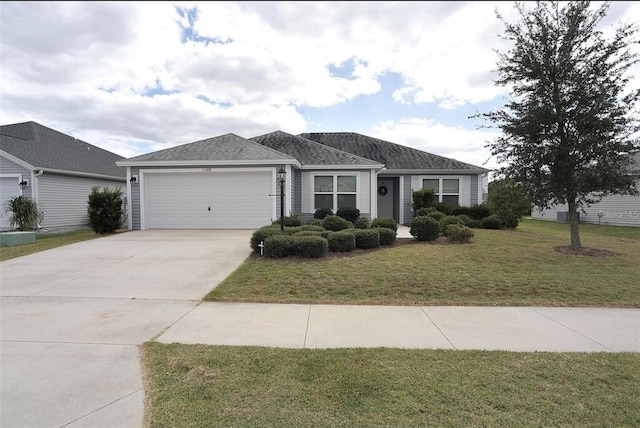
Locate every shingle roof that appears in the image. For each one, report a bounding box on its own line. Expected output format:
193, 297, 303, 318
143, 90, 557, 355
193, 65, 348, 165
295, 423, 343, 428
0, 121, 126, 178
250, 131, 382, 167
299, 132, 489, 172
122, 133, 296, 163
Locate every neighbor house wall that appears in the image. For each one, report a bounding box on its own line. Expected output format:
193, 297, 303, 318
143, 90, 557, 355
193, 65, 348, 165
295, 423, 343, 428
0, 156, 32, 198
532, 181, 640, 227
37, 172, 125, 229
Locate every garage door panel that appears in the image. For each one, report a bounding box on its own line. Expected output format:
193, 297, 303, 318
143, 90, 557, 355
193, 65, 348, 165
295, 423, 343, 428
144, 171, 273, 229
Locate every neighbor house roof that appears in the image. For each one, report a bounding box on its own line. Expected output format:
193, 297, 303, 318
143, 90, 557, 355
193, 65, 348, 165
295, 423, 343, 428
299, 132, 489, 173
1, 121, 126, 179
117, 133, 298, 167
250, 131, 383, 168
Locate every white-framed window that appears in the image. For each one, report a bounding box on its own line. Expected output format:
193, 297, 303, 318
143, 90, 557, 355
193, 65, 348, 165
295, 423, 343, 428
422, 177, 460, 207
313, 174, 357, 210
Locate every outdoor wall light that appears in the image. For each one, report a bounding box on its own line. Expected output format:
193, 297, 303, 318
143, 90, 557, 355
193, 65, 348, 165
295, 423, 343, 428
19, 179, 28, 190
277, 167, 286, 231
129, 175, 138, 184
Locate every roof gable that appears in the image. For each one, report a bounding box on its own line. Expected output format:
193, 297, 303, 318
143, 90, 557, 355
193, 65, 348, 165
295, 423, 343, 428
123, 133, 296, 163
0, 121, 126, 178
299, 132, 489, 172
250, 131, 382, 167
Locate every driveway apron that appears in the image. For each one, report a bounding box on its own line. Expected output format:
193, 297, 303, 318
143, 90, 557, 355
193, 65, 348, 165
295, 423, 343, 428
0, 229, 253, 428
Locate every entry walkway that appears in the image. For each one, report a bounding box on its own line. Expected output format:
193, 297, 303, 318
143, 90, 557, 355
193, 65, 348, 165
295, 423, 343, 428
156, 302, 640, 353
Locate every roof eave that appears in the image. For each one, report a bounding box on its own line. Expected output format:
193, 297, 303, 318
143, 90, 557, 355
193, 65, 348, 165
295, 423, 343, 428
116, 159, 302, 168
300, 163, 384, 170
379, 168, 490, 175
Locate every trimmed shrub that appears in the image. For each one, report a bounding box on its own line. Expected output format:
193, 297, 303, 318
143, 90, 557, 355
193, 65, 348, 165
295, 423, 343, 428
439, 215, 465, 232
445, 224, 474, 243
412, 188, 436, 212
370, 217, 398, 232
409, 216, 440, 241
250, 227, 283, 252
467, 219, 483, 229
293, 236, 328, 258
469, 204, 492, 221
433, 202, 453, 215
482, 215, 503, 230
300, 224, 325, 232
373, 227, 396, 245
426, 210, 446, 222
452, 206, 473, 217
305, 219, 324, 226
456, 214, 473, 227
322, 215, 353, 231
314, 207, 333, 220
327, 231, 356, 252
336, 207, 360, 223
500, 213, 520, 229
87, 186, 123, 235
264, 235, 295, 258
415, 207, 437, 217
353, 216, 370, 229
350, 229, 380, 249
292, 230, 325, 237
272, 214, 302, 227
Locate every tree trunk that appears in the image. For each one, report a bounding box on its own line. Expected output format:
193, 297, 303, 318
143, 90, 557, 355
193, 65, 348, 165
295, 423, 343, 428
567, 197, 581, 248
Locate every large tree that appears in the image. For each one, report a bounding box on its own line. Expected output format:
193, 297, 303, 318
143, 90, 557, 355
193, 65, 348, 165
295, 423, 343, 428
477, 1, 640, 248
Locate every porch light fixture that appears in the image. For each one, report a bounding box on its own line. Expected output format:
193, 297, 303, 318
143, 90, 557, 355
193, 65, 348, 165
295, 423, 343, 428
277, 167, 286, 231
19, 179, 28, 190
129, 175, 138, 184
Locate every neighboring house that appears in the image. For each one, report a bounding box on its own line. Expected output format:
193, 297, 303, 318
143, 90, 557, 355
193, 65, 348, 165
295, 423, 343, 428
0, 121, 127, 230
116, 131, 489, 230
531, 153, 640, 227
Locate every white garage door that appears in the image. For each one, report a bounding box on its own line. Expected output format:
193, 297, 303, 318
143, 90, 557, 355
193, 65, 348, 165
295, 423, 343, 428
144, 170, 274, 229
0, 177, 21, 230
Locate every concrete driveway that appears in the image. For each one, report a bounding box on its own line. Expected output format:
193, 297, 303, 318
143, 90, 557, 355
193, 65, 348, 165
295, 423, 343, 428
0, 229, 253, 428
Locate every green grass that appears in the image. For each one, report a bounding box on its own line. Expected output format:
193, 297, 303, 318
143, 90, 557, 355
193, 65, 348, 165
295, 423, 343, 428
142, 343, 640, 427
205, 219, 640, 307
0, 228, 123, 261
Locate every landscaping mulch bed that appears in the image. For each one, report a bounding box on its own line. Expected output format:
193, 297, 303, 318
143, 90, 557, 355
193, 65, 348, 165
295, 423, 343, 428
553, 246, 622, 257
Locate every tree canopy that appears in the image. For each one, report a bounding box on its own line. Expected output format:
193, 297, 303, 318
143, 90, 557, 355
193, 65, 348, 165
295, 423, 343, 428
476, 1, 640, 248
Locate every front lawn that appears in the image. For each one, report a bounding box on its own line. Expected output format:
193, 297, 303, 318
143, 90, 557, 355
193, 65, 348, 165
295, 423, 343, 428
205, 219, 640, 307
142, 343, 640, 427
0, 228, 105, 261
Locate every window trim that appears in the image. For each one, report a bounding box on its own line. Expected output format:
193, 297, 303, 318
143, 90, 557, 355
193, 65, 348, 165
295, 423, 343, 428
420, 176, 461, 206
311, 172, 360, 211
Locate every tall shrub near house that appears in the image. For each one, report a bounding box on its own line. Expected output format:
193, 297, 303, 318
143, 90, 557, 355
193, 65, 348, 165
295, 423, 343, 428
87, 186, 123, 235
4, 195, 43, 230
412, 189, 436, 213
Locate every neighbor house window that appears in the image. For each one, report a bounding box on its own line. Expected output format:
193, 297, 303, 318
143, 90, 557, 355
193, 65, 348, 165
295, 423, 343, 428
422, 178, 460, 207
314, 175, 357, 210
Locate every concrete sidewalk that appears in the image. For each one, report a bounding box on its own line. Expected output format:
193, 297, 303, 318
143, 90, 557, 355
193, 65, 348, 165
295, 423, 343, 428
156, 302, 640, 353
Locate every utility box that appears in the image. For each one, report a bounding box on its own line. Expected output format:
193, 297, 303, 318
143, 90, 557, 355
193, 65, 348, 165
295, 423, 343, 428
557, 212, 579, 223
0, 231, 36, 247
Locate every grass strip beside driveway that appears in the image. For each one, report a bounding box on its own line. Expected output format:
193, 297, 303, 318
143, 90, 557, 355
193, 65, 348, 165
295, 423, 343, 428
0, 228, 105, 261
142, 343, 640, 427
205, 220, 640, 307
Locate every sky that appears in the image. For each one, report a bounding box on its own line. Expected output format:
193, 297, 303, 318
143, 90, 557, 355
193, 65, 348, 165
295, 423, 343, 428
1, 1, 639, 174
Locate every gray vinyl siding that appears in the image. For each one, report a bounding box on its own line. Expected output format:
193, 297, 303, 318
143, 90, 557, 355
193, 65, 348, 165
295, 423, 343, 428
37, 172, 125, 228
532, 181, 640, 227
403, 175, 413, 224
0, 156, 32, 198
292, 168, 302, 215
470, 174, 479, 206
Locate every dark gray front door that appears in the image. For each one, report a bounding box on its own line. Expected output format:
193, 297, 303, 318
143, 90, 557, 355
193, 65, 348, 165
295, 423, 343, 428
377, 178, 395, 220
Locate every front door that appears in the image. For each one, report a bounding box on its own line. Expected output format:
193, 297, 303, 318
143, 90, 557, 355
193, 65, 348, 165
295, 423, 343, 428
377, 178, 396, 221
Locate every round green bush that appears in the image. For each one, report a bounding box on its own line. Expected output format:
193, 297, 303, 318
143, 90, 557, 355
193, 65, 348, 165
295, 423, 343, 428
292, 231, 325, 237
327, 231, 356, 252
433, 202, 453, 215
322, 215, 353, 231
409, 216, 440, 241
439, 215, 465, 232
415, 207, 437, 217
293, 236, 328, 258
426, 211, 446, 222
336, 207, 360, 223
482, 215, 503, 229
445, 224, 474, 243
250, 227, 283, 252
314, 207, 333, 220
350, 229, 380, 249
264, 235, 295, 258
373, 227, 396, 245
456, 214, 473, 226
353, 216, 370, 229
300, 224, 325, 232
370, 217, 398, 232
272, 214, 302, 227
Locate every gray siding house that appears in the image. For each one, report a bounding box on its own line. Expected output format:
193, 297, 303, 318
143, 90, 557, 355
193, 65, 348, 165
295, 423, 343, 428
0, 122, 126, 230
117, 131, 489, 230
532, 153, 640, 227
